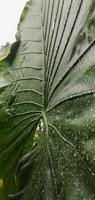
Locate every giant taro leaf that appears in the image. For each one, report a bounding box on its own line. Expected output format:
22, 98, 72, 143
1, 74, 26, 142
0, 0, 95, 199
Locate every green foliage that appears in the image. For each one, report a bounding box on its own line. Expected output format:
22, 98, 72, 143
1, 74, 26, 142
0, 0, 95, 199
0, 46, 10, 61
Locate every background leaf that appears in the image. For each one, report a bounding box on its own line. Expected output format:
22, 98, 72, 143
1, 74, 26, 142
0, 0, 43, 199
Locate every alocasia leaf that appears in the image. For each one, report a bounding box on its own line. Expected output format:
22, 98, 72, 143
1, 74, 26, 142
0, 0, 95, 199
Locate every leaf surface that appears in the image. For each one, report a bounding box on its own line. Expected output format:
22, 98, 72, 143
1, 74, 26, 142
0, 0, 95, 199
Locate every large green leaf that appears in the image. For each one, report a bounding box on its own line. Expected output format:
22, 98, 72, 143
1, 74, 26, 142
0, 0, 95, 199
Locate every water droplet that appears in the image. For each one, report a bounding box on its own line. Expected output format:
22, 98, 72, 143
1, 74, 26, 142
56, 115, 60, 120
52, 22, 55, 31
57, 110, 60, 114
92, 172, 95, 176
84, 78, 87, 82
86, 154, 89, 161
61, 171, 64, 176
74, 153, 77, 157
74, 136, 77, 141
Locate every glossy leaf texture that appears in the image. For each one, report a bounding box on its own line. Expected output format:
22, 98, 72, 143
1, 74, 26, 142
0, 0, 95, 199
